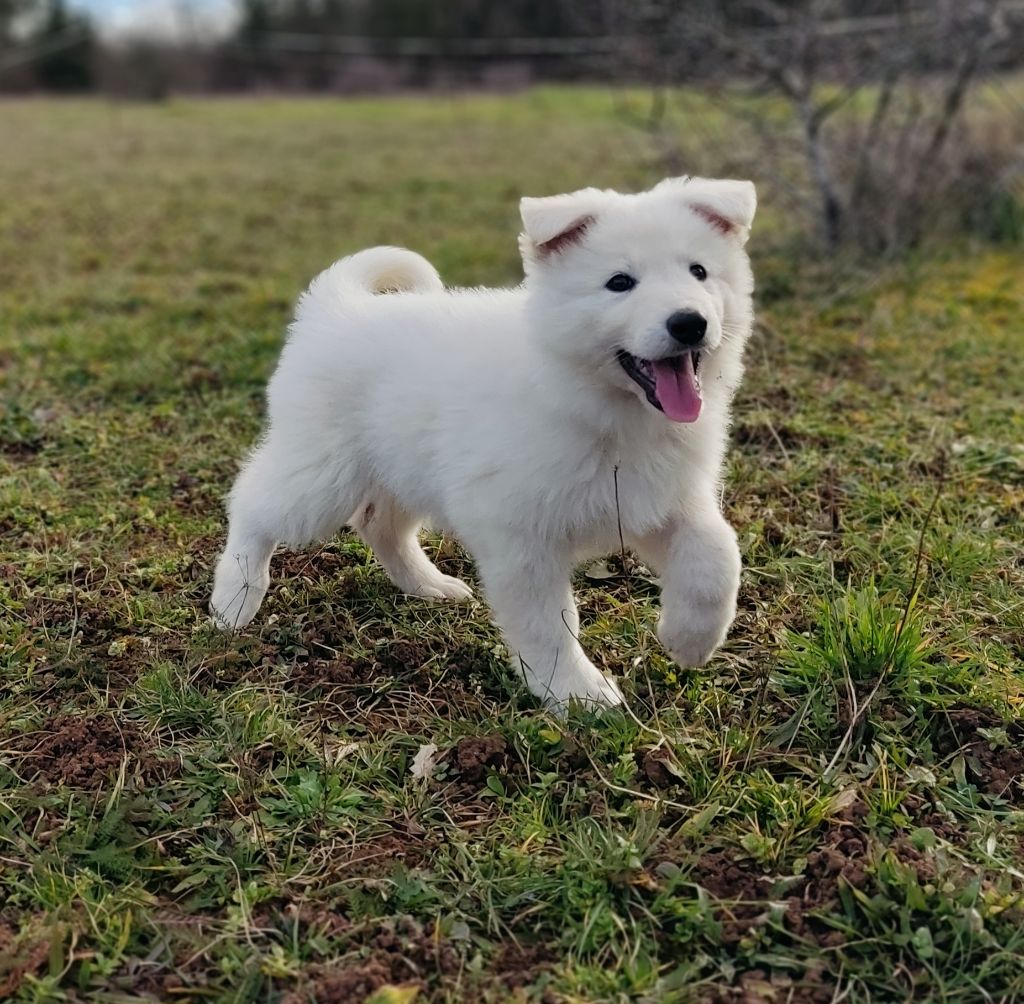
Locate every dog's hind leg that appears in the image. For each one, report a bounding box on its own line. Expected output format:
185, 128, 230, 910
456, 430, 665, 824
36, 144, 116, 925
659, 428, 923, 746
352, 494, 473, 601
210, 441, 364, 630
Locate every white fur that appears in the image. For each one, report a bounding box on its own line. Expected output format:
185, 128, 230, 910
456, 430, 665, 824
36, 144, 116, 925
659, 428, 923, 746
210, 177, 757, 710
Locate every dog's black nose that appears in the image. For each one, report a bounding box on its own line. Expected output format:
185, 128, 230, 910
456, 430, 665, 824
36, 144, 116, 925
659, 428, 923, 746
666, 310, 707, 346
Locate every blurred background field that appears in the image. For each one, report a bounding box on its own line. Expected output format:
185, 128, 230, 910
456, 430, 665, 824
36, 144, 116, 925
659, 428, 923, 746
2, 3, 1024, 1003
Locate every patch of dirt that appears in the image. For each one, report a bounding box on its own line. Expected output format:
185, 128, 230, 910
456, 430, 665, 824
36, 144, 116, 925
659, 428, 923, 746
682, 802, 870, 948
191, 646, 271, 690
703, 967, 837, 1004
275, 549, 363, 581
287, 959, 398, 1003
0, 920, 50, 998
490, 941, 558, 993
9, 714, 155, 790
0, 436, 44, 460
907, 804, 967, 846
280, 916, 459, 1004
288, 657, 376, 693
380, 639, 434, 672
933, 707, 1024, 803
447, 734, 508, 783
332, 831, 427, 877
635, 746, 684, 790
888, 838, 939, 886
287, 635, 493, 693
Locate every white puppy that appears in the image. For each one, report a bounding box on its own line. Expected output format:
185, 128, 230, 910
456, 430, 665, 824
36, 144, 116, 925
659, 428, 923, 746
211, 176, 756, 710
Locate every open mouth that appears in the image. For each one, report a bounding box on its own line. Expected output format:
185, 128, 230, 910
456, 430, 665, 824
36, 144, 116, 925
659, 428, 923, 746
616, 349, 703, 423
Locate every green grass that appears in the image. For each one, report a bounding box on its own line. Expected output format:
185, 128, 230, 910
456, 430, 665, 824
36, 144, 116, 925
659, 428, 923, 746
1, 89, 1022, 1003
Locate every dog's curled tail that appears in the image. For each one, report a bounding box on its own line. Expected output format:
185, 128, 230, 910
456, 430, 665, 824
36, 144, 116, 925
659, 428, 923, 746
309, 246, 444, 302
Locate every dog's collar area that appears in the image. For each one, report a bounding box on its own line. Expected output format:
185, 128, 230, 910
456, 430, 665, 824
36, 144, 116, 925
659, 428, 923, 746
616, 349, 701, 413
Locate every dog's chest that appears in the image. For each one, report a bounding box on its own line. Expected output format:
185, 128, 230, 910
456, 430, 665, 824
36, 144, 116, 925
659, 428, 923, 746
561, 442, 693, 544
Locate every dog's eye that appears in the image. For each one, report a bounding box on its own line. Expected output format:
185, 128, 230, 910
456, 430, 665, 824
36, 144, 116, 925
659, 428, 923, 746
605, 273, 637, 293
689, 263, 708, 281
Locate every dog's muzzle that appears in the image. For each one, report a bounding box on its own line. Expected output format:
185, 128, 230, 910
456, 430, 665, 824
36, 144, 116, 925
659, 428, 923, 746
616, 349, 703, 423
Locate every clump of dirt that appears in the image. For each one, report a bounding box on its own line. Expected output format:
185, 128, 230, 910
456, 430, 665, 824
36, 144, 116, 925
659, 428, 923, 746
552, 734, 590, 774
491, 941, 558, 994
0, 435, 44, 460
448, 734, 508, 783
635, 746, 681, 790
280, 916, 459, 1004
10, 714, 153, 790
381, 639, 434, 672
688, 850, 769, 943
287, 638, 454, 691
933, 707, 1024, 802
790, 825, 870, 940
170, 471, 208, 513
288, 657, 375, 692
334, 832, 427, 877
275, 549, 362, 580
288, 959, 397, 1003
703, 968, 837, 1004
0, 920, 50, 998
909, 808, 966, 846
190, 647, 266, 690
684, 805, 871, 947
888, 839, 939, 885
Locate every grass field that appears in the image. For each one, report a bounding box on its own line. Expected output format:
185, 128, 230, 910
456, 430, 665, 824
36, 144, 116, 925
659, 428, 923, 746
1, 90, 1023, 1003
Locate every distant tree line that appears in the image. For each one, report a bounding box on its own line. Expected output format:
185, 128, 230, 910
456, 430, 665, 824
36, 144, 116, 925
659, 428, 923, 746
1, 0, 1021, 96
0, 0, 95, 91
237, 0, 580, 41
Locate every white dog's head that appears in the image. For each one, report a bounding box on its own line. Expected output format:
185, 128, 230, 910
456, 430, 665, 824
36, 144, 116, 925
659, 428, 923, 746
519, 177, 756, 423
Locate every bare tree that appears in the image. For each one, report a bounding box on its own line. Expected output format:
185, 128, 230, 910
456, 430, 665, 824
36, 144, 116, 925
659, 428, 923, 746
603, 0, 1022, 254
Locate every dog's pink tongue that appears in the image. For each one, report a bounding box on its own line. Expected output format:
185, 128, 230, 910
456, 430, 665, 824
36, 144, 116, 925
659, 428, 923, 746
652, 354, 702, 423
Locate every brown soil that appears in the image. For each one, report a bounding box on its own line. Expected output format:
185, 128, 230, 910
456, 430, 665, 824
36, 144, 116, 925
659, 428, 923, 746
690, 807, 873, 1003
191, 646, 268, 690
275, 548, 363, 581
8, 714, 155, 790
380, 639, 435, 672
333, 832, 427, 877
934, 707, 1024, 802
0, 436, 44, 460
289, 657, 376, 693
703, 968, 836, 1004
279, 916, 459, 1004
0, 920, 50, 998
287, 635, 494, 694
490, 941, 559, 994
682, 801, 870, 948
446, 734, 508, 783
635, 746, 682, 790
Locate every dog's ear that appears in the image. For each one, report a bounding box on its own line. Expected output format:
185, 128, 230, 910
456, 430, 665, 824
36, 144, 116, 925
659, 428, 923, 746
519, 188, 605, 260
660, 177, 757, 241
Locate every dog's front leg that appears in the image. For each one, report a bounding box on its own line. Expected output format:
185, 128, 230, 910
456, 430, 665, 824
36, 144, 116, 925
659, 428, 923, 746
631, 502, 741, 668
475, 546, 625, 711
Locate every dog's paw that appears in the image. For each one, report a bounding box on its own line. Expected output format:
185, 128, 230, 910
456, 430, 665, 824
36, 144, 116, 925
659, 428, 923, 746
524, 658, 626, 713
210, 561, 269, 632
658, 609, 733, 668
571, 671, 626, 711
209, 593, 262, 632
406, 573, 474, 602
